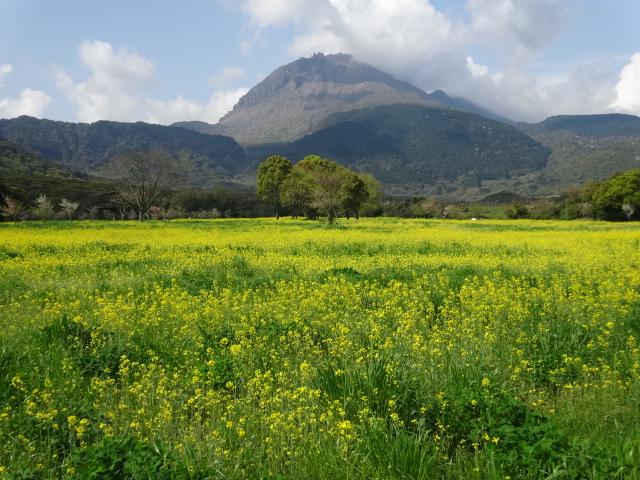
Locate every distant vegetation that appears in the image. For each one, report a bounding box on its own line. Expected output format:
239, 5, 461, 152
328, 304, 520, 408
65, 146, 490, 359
1, 137, 638, 223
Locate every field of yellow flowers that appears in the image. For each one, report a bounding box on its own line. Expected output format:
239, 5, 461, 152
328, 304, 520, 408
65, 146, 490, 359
1, 218, 639, 479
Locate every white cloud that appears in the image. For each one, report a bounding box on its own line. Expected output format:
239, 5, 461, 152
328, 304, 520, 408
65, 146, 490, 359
448, 59, 620, 121
0, 64, 13, 86
0, 64, 52, 119
611, 53, 640, 115
209, 66, 246, 89
242, 0, 326, 27
466, 57, 489, 78
145, 88, 249, 124
466, 0, 569, 61
57, 40, 248, 124
0, 88, 52, 119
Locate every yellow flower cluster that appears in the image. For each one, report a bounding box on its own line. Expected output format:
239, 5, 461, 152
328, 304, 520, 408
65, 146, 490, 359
0, 218, 639, 477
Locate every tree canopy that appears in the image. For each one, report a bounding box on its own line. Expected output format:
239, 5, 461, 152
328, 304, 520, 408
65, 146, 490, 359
593, 168, 640, 221
258, 154, 378, 222
256, 155, 292, 219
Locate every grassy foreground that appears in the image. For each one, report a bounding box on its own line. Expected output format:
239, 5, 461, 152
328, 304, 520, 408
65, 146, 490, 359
1, 218, 639, 479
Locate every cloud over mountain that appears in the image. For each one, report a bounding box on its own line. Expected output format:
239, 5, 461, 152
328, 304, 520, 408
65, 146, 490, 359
55, 40, 248, 124
235, 0, 629, 122
0, 64, 51, 119
611, 53, 640, 115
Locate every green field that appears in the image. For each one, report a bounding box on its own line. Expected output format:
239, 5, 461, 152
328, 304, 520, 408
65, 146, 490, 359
1, 218, 639, 479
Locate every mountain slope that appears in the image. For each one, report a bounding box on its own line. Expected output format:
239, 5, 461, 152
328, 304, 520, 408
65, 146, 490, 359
247, 104, 549, 195
0, 138, 109, 203
430, 90, 512, 124
0, 138, 74, 178
214, 53, 445, 144
0, 116, 249, 187
517, 114, 640, 192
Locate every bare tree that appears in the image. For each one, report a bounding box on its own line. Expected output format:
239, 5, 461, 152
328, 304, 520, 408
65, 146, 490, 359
32, 194, 54, 220
1, 195, 26, 221
59, 198, 80, 220
105, 150, 183, 221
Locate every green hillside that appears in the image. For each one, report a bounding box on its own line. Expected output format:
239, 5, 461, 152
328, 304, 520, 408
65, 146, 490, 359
248, 104, 550, 194
0, 116, 249, 187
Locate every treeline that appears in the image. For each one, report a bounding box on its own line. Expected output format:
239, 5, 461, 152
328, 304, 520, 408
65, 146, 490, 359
0, 188, 272, 221
2, 145, 638, 221
503, 168, 640, 221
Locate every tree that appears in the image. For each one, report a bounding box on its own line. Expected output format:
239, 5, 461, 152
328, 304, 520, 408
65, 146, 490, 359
1, 194, 25, 221
505, 203, 529, 219
340, 173, 368, 219
106, 150, 182, 221
31, 194, 54, 220
59, 198, 80, 220
296, 155, 369, 223
359, 173, 384, 217
622, 203, 636, 221
297, 156, 346, 223
593, 169, 640, 221
256, 155, 292, 219
280, 170, 314, 218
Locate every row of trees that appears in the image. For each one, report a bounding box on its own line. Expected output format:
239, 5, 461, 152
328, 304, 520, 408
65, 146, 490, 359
256, 155, 382, 222
1, 194, 79, 221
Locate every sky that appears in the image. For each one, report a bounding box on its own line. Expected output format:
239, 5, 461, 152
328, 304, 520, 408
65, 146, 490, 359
0, 0, 639, 124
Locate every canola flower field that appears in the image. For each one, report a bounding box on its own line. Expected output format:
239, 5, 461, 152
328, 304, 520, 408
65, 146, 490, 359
1, 218, 639, 479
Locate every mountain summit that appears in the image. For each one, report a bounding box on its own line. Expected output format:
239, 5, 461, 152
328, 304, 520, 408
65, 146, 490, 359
210, 53, 446, 144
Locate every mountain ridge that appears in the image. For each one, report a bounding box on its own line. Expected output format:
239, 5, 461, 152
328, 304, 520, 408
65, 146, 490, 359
0, 116, 249, 188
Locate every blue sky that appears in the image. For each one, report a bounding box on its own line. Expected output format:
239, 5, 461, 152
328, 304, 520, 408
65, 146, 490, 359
1, 0, 639, 123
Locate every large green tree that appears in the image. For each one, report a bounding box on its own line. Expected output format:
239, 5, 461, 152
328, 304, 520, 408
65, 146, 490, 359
593, 168, 640, 221
280, 169, 313, 218
256, 155, 292, 219
288, 155, 371, 223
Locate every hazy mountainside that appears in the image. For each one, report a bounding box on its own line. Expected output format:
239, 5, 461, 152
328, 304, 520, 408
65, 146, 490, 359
0, 138, 109, 203
520, 114, 640, 137
212, 53, 448, 144
0, 139, 74, 178
0, 116, 249, 187
429, 90, 512, 124
171, 120, 226, 136
247, 104, 549, 195
517, 114, 640, 192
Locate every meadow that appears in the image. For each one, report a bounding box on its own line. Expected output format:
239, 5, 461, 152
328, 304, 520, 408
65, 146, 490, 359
0, 218, 639, 479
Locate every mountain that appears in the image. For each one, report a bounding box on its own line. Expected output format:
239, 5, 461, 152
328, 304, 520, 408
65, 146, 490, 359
429, 90, 512, 124
247, 104, 550, 196
520, 114, 640, 137
517, 114, 640, 192
211, 53, 447, 144
0, 116, 249, 187
171, 120, 226, 136
174, 53, 508, 145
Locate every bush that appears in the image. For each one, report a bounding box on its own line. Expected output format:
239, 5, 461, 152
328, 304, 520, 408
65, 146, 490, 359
67, 434, 173, 479
593, 168, 640, 221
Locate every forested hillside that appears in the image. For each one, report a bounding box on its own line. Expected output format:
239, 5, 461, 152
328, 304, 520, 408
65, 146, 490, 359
248, 104, 549, 195
0, 116, 249, 187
